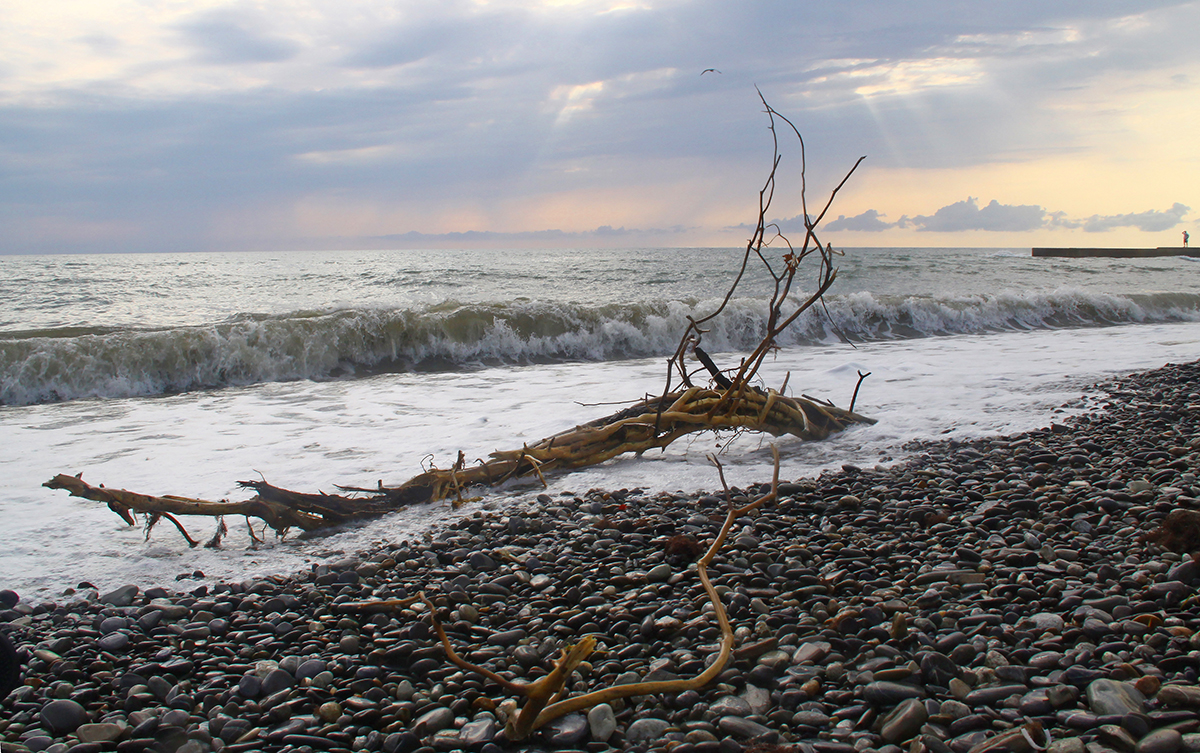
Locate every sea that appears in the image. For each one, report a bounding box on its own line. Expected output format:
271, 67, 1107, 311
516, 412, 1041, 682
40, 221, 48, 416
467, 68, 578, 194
3, 246, 1199, 598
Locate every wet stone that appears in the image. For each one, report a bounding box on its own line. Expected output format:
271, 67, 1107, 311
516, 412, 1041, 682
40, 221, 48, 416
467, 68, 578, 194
921, 652, 959, 687
793, 711, 833, 727
40, 699, 87, 734
459, 717, 497, 748
468, 552, 497, 571
864, 681, 926, 705
1088, 680, 1147, 716
1020, 689, 1056, 716
1031, 651, 1066, 670
98, 616, 128, 633
413, 706, 455, 736
260, 667, 295, 696
965, 684, 1028, 706
741, 684, 770, 715
1064, 667, 1106, 686
626, 718, 672, 743
718, 716, 774, 741
100, 585, 139, 607
793, 641, 832, 664
1049, 739, 1087, 753
295, 658, 327, 681
542, 713, 588, 746
383, 731, 420, 753
263, 718, 308, 741
75, 722, 126, 743
1140, 730, 1184, 753
952, 729, 992, 753
22, 737, 54, 752
647, 564, 673, 582
708, 695, 753, 718
1048, 685, 1080, 707
486, 629, 526, 647
1028, 612, 1066, 632
588, 703, 617, 742
316, 700, 341, 723
1101, 724, 1140, 752
881, 698, 928, 744
237, 674, 261, 698
1157, 687, 1200, 708
97, 633, 130, 652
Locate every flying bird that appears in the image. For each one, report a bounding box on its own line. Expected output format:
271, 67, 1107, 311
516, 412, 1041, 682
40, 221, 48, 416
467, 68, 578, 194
701, 68, 721, 75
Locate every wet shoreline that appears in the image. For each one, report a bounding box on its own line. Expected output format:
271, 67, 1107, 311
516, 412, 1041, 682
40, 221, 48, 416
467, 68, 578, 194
4, 359, 1200, 753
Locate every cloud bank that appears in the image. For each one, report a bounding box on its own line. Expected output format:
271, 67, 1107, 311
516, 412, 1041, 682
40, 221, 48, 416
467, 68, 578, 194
823, 199, 1191, 233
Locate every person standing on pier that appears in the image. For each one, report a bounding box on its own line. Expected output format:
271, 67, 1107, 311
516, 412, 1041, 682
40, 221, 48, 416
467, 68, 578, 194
1185, 230, 1190, 247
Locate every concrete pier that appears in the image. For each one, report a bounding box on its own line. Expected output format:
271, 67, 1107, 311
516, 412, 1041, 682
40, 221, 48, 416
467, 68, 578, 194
1032, 247, 1199, 258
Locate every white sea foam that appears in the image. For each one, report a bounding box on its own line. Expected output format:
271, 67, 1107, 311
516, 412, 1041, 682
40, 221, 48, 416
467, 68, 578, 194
4, 320, 1200, 596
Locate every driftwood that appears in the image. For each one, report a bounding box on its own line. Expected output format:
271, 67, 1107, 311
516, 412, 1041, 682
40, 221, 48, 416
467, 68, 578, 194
43, 94, 872, 546
41, 475, 399, 538
43, 387, 872, 544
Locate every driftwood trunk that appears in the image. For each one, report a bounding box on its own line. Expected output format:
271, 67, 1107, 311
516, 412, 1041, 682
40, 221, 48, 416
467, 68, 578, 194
45, 384, 873, 544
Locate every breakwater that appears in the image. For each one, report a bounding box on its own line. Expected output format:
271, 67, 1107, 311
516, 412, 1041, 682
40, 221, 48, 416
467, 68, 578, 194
1032, 248, 1198, 258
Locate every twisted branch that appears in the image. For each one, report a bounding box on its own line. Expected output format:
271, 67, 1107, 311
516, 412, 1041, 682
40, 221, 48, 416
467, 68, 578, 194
419, 446, 782, 741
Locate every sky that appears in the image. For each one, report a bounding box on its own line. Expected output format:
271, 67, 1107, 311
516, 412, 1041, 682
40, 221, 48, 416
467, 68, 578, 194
1, 0, 1198, 253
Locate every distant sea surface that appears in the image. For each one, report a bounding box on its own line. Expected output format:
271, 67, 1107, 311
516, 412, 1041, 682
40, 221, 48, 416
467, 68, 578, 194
3, 247, 1199, 595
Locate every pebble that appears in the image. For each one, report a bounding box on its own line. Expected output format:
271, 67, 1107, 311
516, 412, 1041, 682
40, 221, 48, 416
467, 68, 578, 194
718, 715, 774, 740
708, 695, 753, 717
1141, 730, 1185, 753
1158, 686, 1200, 707
865, 681, 926, 704
542, 713, 589, 746
39, 699, 87, 734
6, 360, 1200, 753
99, 584, 138, 606
965, 684, 1028, 706
413, 706, 454, 736
626, 718, 672, 743
74, 722, 125, 743
881, 697, 928, 744
588, 702, 617, 741
458, 716, 497, 747
921, 652, 959, 686
1088, 680, 1147, 716
1050, 739, 1087, 753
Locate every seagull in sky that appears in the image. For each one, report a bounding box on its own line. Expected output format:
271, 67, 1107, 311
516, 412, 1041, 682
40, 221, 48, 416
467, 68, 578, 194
701, 68, 721, 75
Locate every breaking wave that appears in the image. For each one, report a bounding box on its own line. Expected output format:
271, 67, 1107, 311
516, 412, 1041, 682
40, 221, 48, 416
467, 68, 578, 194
4, 288, 1199, 405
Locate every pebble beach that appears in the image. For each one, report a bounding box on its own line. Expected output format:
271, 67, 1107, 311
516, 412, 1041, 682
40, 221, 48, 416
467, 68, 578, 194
4, 359, 1200, 753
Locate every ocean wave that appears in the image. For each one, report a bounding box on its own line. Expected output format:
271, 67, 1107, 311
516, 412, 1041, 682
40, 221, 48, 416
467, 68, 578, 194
3, 288, 1199, 405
